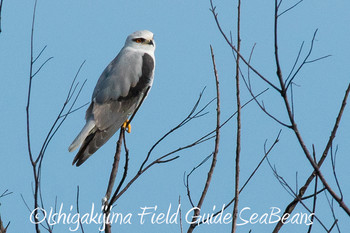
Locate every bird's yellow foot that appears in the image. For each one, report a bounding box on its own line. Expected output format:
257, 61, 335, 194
122, 120, 131, 133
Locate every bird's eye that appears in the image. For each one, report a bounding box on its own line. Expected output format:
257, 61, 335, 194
134, 38, 144, 43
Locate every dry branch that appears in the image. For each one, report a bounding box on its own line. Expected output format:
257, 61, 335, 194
210, 0, 281, 92
25, 1, 86, 232
197, 131, 281, 227
0, 190, 11, 233
273, 83, 350, 232
232, 0, 241, 232
0, 0, 4, 33
271, 0, 350, 230
272, 0, 350, 222
0, 216, 9, 233
187, 45, 221, 233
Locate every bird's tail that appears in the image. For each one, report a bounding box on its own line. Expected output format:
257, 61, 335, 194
68, 119, 95, 152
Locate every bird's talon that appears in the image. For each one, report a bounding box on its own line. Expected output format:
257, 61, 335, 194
122, 120, 131, 133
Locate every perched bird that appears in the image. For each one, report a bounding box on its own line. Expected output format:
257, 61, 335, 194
68, 30, 156, 166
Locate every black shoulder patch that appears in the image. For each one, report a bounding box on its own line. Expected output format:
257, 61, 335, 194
118, 53, 154, 101
141, 53, 154, 80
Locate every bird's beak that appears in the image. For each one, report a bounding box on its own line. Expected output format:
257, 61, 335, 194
148, 40, 154, 46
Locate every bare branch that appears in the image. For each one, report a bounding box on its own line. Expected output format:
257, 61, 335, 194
104, 130, 123, 203
328, 219, 339, 233
210, 0, 281, 92
76, 186, 85, 233
241, 36, 291, 128
59, 102, 89, 118
197, 131, 281, 226
179, 196, 184, 233
285, 41, 304, 85
277, 0, 304, 17
0, 215, 9, 233
247, 43, 256, 89
330, 145, 343, 201
274, 0, 284, 93
286, 30, 331, 90
32, 56, 54, 79
304, 54, 332, 64
187, 45, 221, 233
157, 156, 180, 163
0, 0, 3, 33
37, 77, 87, 165
0, 190, 12, 199
139, 88, 214, 172
103, 84, 267, 229
108, 130, 129, 208
273, 84, 350, 232
66, 60, 86, 102
307, 145, 318, 233
273, 0, 350, 225
33, 45, 47, 64
232, 0, 241, 231
25, 1, 86, 232
266, 158, 329, 231
184, 153, 213, 208
243, 75, 291, 128
324, 191, 341, 232
26, 1, 41, 231
0, 189, 11, 233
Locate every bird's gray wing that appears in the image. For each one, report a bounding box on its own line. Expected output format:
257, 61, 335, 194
72, 49, 155, 166
93, 49, 142, 105
88, 48, 154, 128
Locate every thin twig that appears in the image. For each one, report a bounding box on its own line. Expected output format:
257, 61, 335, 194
232, 0, 241, 231
26, 1, 40, 232
103, 129, 124, 233
104, 130, 123, 203
32, 56, 54, 78
307, 145, 318, 233
33, 45, 47, 64
139, 88, 213, 172
273, 84, 350, 232
179, 196, 184, 233
108, 88, 266, 214
209, 0, 281, 92
184, 153, 213, 208
247, 43, 256, 89
266, 158, 328, 231
0, 0, 4, 33
26, 1, 86, 232
324, 191, 341, 232
286, 30, 331, 90
197, 131, 281, 226
271, 1, 350, 230
187, 45, 221, 233
277, 0, 304, 17
330, 145, 343, 200
0, 190, 12, 198
0, 215, 9, 233
108, 130, 129, 209
285, 41, 304, 85
76, 186, 85, 233
0, 189, 11, 233
241, 40, 290, 128
328, 219, 339, 233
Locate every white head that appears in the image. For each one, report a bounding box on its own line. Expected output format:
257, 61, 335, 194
124, 30, 155, 53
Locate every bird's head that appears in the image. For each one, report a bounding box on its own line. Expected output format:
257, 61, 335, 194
125, 30, 155, 52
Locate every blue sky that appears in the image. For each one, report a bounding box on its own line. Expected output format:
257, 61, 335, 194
1, 0, 350, 232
